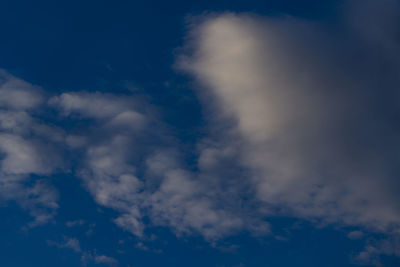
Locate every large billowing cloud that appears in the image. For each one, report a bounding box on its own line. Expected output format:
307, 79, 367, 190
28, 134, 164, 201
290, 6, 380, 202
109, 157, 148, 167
179, 0, 400, 235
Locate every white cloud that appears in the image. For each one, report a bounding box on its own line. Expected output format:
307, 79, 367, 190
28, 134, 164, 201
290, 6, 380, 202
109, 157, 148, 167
81, 252, 118, 266
0, 70, 63, 226
0, 70, 44, 110
48, 236, 117, 266
51, 91, 263, 240
51, 92, 149, 236
348, 230, 364, 240
178, 6, 400, 236
0, 134, 52, 175
49, 92, 141, 120
92, 254, 118, 266
66, 220, 86, 227
148, 167, 245, 239
48, 237, 82, 253
354, 236, 400, 266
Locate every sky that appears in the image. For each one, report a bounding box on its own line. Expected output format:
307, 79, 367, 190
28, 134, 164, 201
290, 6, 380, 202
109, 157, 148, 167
0, 0, 400, 266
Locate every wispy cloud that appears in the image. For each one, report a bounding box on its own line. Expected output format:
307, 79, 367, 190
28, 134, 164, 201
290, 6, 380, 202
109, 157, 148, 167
48, 236, 117, 266
0, 71, 63, 226
66, 220, 86, 227
47, 237, 82, 253
50, 91, 256, 240
81, 252, 118, 266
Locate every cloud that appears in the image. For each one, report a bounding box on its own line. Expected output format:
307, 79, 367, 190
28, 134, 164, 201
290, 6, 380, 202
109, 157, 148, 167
50, 92, 145, 121
348, 230, 364, 240
1, 1, 400, 265
48, 237, 82, 253
178, 0, 400, 241
92, 254, 118, 266
50, 91, 267, 241
51, 92, 150, 237
13, 0, 397, 246
66, 220, 86, 227
0, 134, 54, 175
48, 236, 117, 266
147, 165, 248, 239
0, 70, 63, 226
1, 74, 245, 240
0, 70, 44, 110
354, 236, 400, 266
81, 252, 118, 267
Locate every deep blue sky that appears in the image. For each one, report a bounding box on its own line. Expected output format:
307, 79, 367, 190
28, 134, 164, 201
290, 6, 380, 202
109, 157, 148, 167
0, 0, 337, 89
0, 1, 399, 267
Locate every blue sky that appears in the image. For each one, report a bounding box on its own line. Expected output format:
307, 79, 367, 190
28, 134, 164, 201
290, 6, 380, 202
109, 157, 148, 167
0, 0, 400, 266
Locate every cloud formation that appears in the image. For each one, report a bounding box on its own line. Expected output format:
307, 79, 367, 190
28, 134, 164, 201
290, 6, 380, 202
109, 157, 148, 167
48, 237, 82, 253
0, 1, 399, 265
51, 91, 261, 240
0, 71, 63, 226
48, 236, 117, 266
179, 0, 400, 236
